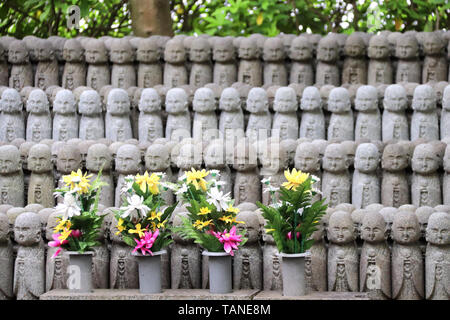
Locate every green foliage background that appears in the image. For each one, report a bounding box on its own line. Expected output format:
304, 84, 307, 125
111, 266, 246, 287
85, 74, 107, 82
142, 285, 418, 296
1, 0, 449, 38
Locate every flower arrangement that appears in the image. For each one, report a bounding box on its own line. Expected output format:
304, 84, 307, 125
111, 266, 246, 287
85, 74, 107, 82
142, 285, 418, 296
257, 168, 327, 253
168, 168, 246, 256
114, 171, 177, 255
50, 169, 108, 257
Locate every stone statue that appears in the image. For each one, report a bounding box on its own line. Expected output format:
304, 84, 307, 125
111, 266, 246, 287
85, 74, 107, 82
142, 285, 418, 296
204, 141, 232, 195
381, 143, 410, 207
306, 222, 327, 293
263, 37, 287, 86
354, 85, 381, 141
238, 38, 262, 86
294, 142, 322, 198
115, 144, 141, 207
92, 210, 110, 289
138, 88, 163, 143
8, 40, 33, 90
26, 89, 52, 142
425, 211, 450, 300
0, 88, 25, 142
56, 144, 82, 195
136, 37, 162, 88
327, 211, 359, 292
189, 37, 213, 87
218, 87, 245, 145
262, 225, 283, 291
105, 88, 133, 142
213, 37, 237, 87
299, 86, 325, 140
316, 36, 340, 86
233, 141, 261, 205
411, 85, 439, 141
272, 87, 298, 140
27, 144, 54, 208
145, 144, 174, 206
164, 39, 188, 87
52, 89, 78, 142
0, 42, 8, 86
0, 145, 24, 207
422, 33, 447, 83
391, 210, 424, 300
352, 143, 380, 209
13, 212, 45, 300
86, 143, 114, 208
327, 87, 354, 141
411, 144, 442, 208
342, 34, 367, 85
78, 89, 105, 140
322, 143, 351, 207
441, 85, 450, 139
165, 88, 191, 141
382, 84, 409, 141
34, 38, 58, 90
367, 35, 393, 85
260, 143, 287, 206
192, 87, 218, 142
0, 212, 13, 299
246, 87, 272, 143
110, 38, 136, 89
85, 38, 110, 91
289, 36, 314, 85
62, 39, 86, 90
395, 36, 421, 83
234, 211, 262, 290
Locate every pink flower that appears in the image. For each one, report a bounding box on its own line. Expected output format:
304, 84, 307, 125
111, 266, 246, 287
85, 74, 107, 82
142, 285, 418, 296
213, 226, 242, 256
133, 229, 159, 256
71, 229, 82, 238
286, 231, 300, 240
48, 233, 69, 258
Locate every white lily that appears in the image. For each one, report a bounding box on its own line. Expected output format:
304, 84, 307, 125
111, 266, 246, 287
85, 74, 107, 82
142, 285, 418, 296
206, 187, 231, 211
54, 193, 82, 220
263, 184, 279, 193
120, 179, 134, 194
120, 195, 150, 220
175, 183, 188, 195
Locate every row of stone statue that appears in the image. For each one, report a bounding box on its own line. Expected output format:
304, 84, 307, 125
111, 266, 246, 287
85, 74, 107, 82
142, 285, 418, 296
2, 83, 450, 144
0, 202, 448, 300
2, 30, 450, 91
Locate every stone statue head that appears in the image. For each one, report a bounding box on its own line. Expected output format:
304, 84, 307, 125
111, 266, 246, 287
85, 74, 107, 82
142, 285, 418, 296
246, 87, 269, 113
86, 143, 112, 172
193, 87, 216, 112
190, 37, 211, 63
1, 88, 22, 113
165, 88, 188, 114
233, 141, 257, 171
323, 143, 349, 172
273, 87, 297, 113
84, 39, 109, 64
236, 211, 259, 243
46, 211, 62, 241
415, 206, 435, 238
0, 145, 21, 174
26, 89, 49, 114
442, 85, 450, 110
136, 37, 160, 63
368, 35, 390, 59
411, 143, 440, 174
63, 39, 84, 62
295, 142, 321, 172
106, 88, 130, 115
383, 84, 407, 111
8, 40, 29, 64
0, 212, 9, 242
355, 85, 378, 111
395, 35, 419, 59
328, 87, 351, 113
204, 142, 226, 169
28, 143, 52, 173
78, 89, 102, 115
48, 36, 66, 61
34, 38, 54, 61
259, 143, 286, 172
411, 84, 436, 111
56, 144, 82, 174
238, 37, 258, 60
426, 211, 450, 245
213, 37, 235, 62
177, 143, 201, 170
263, 37, 285, 62
109, 38, 134, 64
423, 33, 444, 56
354, 143, 379, 173
361, 211, 387, 243
317, 36, 338, 62
53, 89, 76, 115
145, 144, 170, 172
327, 210, 355, 244
116, 144, 141, 174
289, 36, 312, 61
219, 87, 241, 112
14, 212, 41, 246
164, 39, 185, 64
391, 210, 421, 244
138, 88, 161, 113
344, 34, 366, 57
300, 86, 321, 111
381, 143, 409, 171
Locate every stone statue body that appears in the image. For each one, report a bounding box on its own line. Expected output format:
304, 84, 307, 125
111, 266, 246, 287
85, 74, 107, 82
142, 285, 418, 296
352, 143, 380, 209
136, 38, 162, 87
395, 36, 421, 83
79, 90, 105, 140
322, 144, 351, 207
289, 36, 314, 85
164, 39, 188, 87
315, 37, 340, 86
26, 89, 52, 142
138, 88, 163, 143
115, 144, 141, 207
272, 87, 298, 140
382, 84, 409, 142
8, 40, 33, 91
299, 86, 325, 139
238, 38, 262, 86
218, 87, 245, 144
105, 89, 133, 142
246, 88, 272, 143
86, 144, 114, 208
263, 38, 287, 86
342, 34, 367, 85
354, 85, 381, 141
262, 231, 283, 291
52, 89, 79, 141
189, 38, 213, 87
85, 39, 110, 91
327, 87, 354, 141
367, 35, 393, 85
110, 39, 136, 89
62, 39, 86, 90
0, 213, 13, 299
233, 143, 261, 205
381, 144, 410, 207
192, 88, 218, 142
0, 145, 24, 207
422, 33, 447, 83
213, 38, 237, 87
165, 88, 191, 141
34, 39, 59, 90
0, 88, 25, 142
410, 85, 439, 141
440, 85, 450, 139
28, 144, 54, 208
306, 225, 327, 293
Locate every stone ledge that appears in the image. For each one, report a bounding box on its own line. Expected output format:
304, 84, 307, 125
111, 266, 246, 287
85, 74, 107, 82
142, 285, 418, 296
253, 290, 370, 300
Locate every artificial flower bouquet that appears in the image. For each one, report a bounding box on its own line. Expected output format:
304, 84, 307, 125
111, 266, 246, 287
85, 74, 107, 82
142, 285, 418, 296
50, 169, 108, 257
257, 168, 327, 253
169, 168, 247, 256
114, 171, 177, 255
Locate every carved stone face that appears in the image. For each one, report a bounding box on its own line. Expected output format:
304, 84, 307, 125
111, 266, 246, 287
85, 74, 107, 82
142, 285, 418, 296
238, 38, 258, 60
317, 37, 338, 62
395, 36, 418, 59
300, 86, 321, 111
164, 40, 185, 64
361, 211, 386, 243
263, 38, 285, 62
426, 212, 450, 245
14, 212, 41, 246
411, 144, 439, 174
344, 34, 365, 57
323, 144, 348, 172
86, 144, 111, 172
246, 88, 269, 113
382, 144, 409, 171
110, 39, 134, 64
190, 38, 211, 62
289, 37, 312, 61
354, 143, 379, 173
56, 145, 82, 173
84, 39, 108, 64
355, 86, 378, 111
79, 90, 102, 115
53, 90, 76, 114
8, 40, 29, 64
423, 34, 443, 56
62, 39, 84, 62
328, 88, 351, 113
139, 88, 161, 113
0, 213, 9, 242
116, 144, 141, 174
165, 88, 188, 114
392, 210, 421, 244
107, 89, 130, 115
327, 211, 355, 244
0, 145, 21, 174
204, 143, 225, 169
213, 38, 234, 62
136, 38, 160, 63
193, 88, 215, 112
273, 87, 297, 113
411, 85, 436, 111
27, 89, 49, 114
383, 84, 407, 111
145, 144, 170, 171
1, 88, 22, 113
28, 144, 52, 173
295, 143, 320, 172
219, 87, 240, 112
177, 143, 201, 169
34, 39, 53, 61
236, 211, 259, 243
368, 35, 390, 59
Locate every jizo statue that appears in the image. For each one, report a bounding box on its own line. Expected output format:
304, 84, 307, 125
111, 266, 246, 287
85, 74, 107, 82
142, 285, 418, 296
110, 38, 136, 89
164, 39, 188, 88
289, 36, 314, 86
34, 38, 59, 90
62, 39, 86, 90
0, 88, 25, 142
136, 37, 162, 88
78, 89, 105, 140
85, 38, 111, 91
8, 40, 33, 91
367, 35, 393, 85
52, 89, 78, 142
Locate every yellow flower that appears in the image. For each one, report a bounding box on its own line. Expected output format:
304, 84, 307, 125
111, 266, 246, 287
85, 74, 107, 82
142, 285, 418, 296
282, 168, 310, 191
135, 171, 160, 195
151, 219, 167, 230
193, 219, 213, 230
219, 215, 245, 224
115, 218, 126, 235
63, 169, 92, 194
265, 228, 275, 233
185, 168, 209, 191
226, 205, 240, 214
54, 218, 71, 233
198, 207, 211, 215
128, 223, 147, 238
148, 211, 163, 221
58, 228, 72, 242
